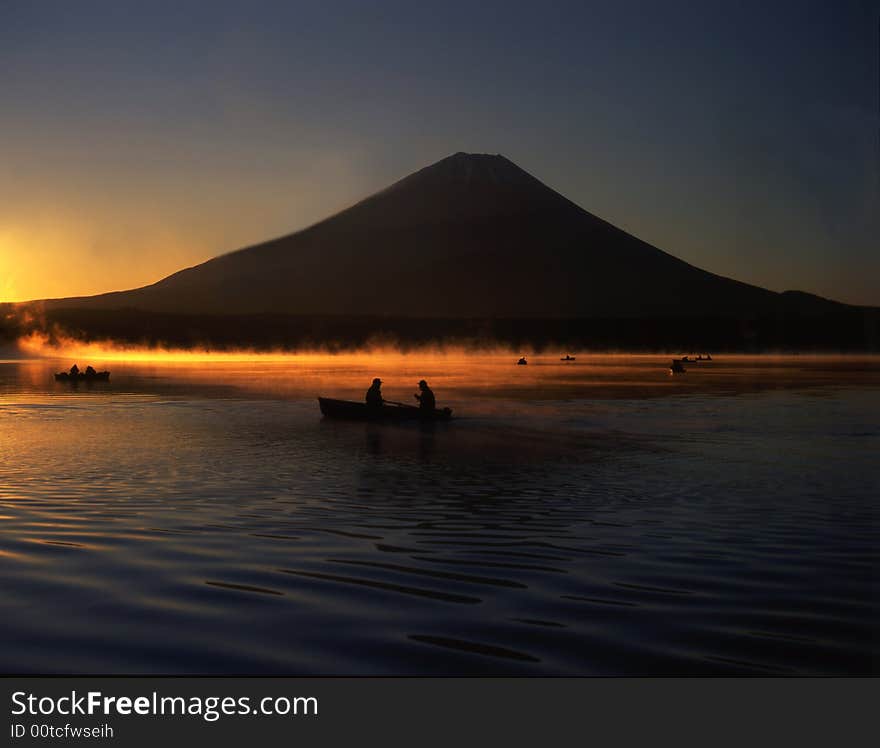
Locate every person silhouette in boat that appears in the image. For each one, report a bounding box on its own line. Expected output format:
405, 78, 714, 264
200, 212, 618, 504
365, 378, 384, 407
69, 364, 80, 376
85, 365, 97, 376
414, 379, 435, 411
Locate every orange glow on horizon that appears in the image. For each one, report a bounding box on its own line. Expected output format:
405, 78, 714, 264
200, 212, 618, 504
0, 222, 210, 304
0, 153, 372, 304
17, 333, 872, 367
14, 331, 527, 364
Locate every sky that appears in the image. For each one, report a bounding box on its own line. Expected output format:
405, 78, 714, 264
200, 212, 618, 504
1, 0, 878, 305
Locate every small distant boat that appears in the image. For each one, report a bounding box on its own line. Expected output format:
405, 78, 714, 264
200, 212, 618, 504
318, 397, 452, 422
517, 357, 528, 365
55, 371, 110, 382
560, 355, 576, 361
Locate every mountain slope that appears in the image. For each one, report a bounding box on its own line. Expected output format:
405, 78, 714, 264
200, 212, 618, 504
45, 152, 838, 319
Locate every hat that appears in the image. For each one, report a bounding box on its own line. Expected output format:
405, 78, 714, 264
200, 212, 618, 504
372, 378, 382, 385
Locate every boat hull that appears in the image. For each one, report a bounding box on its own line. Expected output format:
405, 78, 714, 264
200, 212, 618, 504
55, 372, 110, 382
318, 397, 452, 421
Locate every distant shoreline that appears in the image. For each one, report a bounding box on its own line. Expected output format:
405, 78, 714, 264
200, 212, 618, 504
2, 304, 878, 354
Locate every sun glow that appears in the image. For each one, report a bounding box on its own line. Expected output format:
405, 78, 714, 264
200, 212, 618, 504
0, 217, 223, 304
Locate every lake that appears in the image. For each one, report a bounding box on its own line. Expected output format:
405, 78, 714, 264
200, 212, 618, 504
1, 353, 878, 674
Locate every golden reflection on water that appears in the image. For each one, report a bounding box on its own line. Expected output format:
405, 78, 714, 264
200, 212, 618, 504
4, 349, 879, 407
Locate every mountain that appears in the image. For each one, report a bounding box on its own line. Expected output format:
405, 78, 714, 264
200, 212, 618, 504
13, 151, 873, 350
42, 152, 838, 320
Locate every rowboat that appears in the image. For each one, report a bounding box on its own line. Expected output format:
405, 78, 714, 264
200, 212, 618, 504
318, 397, 452, 421
54, 371, 111, 382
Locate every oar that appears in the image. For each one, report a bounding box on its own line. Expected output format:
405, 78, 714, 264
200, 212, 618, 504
383, 399, 412, 408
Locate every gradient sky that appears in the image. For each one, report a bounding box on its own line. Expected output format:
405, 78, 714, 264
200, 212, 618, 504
2, 0, 878, 305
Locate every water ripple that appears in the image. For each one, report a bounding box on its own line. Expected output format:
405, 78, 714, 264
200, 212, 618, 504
1, 357, 878, 674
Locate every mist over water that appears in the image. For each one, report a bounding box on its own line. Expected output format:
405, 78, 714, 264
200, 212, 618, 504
1, 354, 878, 674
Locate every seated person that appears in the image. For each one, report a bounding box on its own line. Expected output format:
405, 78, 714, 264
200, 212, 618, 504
365, 378, 384, 407
414, 379, 435, 410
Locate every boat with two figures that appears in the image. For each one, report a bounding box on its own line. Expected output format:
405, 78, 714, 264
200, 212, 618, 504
318, 397, 452, 422
55, 365, 110, 382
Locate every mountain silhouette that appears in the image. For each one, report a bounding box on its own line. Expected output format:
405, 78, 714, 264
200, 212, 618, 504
43, 152, 838, 320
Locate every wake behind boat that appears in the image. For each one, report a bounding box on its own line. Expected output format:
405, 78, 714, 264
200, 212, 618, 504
318, 397, 452, 422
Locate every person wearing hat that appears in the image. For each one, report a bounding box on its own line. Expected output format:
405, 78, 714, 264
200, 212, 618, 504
414, 379, 436, 411
365, 377, 384, 407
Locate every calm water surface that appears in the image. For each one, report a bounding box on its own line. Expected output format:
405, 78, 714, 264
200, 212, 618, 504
1, 354, 878, 674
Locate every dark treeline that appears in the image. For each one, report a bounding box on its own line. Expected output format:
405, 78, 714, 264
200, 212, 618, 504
2, 305, 878, 352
